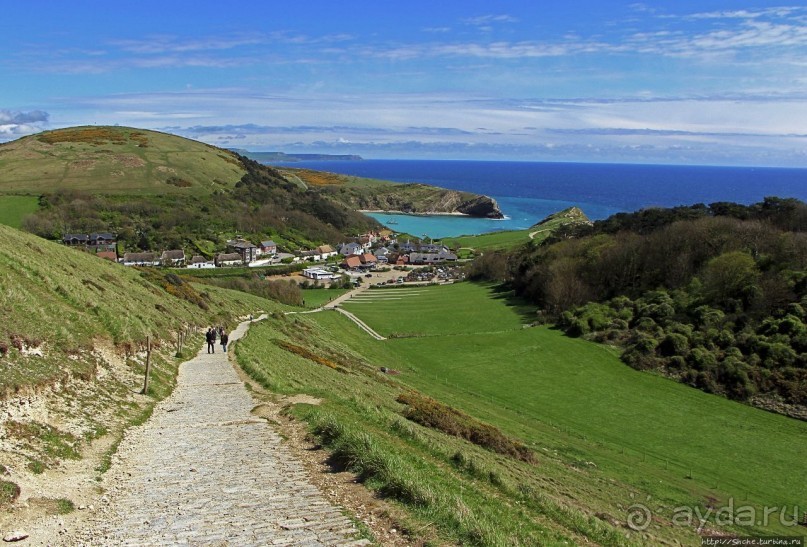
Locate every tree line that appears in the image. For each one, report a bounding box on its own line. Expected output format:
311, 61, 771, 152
468, 198, 807, 419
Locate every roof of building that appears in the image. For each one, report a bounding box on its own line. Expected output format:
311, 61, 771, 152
123, 252, 157, 262
229, 241, 257, 249
190, 255, 207, 264
217, 253, 243, 262
96, 251, 118, 261
161, 250, 185, 260
90, 232, 116, 240
63, 234, 89, 241
360, 253, 378, 263
343, 256, 362, 269
261, 240, 277, 247
316, 245, 335, 254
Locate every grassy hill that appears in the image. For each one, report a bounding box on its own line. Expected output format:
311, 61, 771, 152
0, 224, 273, 508
0, 126, 384, 252
0, 126, 245, 195
442, 206, 591, 252
237, 282, 807, 545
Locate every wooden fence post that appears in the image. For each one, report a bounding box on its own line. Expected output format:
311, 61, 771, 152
141, 335, 152, 395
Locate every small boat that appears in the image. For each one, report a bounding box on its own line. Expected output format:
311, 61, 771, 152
386, 219, 398, 225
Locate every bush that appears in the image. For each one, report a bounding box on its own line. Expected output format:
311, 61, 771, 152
659, 333, 689, 357
396, 391, 536, 463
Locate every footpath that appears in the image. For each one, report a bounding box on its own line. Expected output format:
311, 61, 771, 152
65, 316, 369, 546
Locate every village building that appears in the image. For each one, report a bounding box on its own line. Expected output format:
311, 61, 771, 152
338, 242, 362, 256
62, 233, 90, 246
160, 249, 186, 267
258, 240, 277, 256
341, 255, 363, 270
359, 253, 378, 267
227, 239, 258, 263
122, 252, 159, 267
315, 244, 337, 259
302, 267, 340, 281
89, 232, 116, 247
188, 255, 215, 269
409, 251, 458, 264
216, 252, 243, 267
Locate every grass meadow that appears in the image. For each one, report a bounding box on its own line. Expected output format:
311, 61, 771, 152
301, 287, 350, 309
339, 284, 806, 511
0, 195, 39, 229
237, 281, 807, 545
442, 228, 534, 251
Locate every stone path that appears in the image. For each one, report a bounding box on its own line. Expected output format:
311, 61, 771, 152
71, 317, 369, 546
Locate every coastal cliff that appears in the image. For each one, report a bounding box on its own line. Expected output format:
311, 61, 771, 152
294, 173, 504, 218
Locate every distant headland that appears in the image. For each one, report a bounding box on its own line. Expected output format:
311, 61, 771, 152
231, 150, 363, 162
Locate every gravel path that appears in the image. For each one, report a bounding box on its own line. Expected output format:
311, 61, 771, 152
69, 317, 369, 546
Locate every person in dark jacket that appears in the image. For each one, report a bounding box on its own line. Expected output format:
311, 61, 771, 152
220, 330, 229, 352
206, 327, 216, 354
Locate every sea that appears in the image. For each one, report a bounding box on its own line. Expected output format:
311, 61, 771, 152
268, 160, 807, 239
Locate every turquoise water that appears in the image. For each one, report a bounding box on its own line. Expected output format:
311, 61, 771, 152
366, 195, 620, 238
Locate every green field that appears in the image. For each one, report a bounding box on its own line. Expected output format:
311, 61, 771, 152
333, 283, 807, 538
442, 228, 534, 250
343, 283, 535, 336
300, 288, 349, 309
0, 195, 39, 228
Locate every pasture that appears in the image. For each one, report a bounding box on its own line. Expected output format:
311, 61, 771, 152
0, 195, 39, 229
334, 282, 807, 525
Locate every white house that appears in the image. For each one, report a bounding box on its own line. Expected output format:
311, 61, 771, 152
122, 252, 160, 267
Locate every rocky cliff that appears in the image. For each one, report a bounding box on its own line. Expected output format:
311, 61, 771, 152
318, 183, 504, 219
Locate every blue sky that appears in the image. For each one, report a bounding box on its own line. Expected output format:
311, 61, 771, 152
1, 1, 806, 166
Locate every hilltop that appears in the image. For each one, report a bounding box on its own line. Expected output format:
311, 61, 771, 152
0, 127, 246, 195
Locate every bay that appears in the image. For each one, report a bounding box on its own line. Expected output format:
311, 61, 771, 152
268, 160, 807, 238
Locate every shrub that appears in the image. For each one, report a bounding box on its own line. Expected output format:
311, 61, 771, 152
396, 391, 536, 463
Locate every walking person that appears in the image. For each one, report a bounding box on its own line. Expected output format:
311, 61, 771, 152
220, 329, 229, 352
206, 327, 216, 354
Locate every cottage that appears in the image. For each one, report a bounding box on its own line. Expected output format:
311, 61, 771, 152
342, 255, 363, 270
216, 252, 243, 267
258, 240, 278, 256
161, 249, 186, 267
96, 250, 118, 262
89, 232, 116, 246
359, 253, 378, 267
338, 242, 362, 256
316, 245, 337, 258
122, 252, 159, 266
188, 255, 215, 269
300, 249, 324, 262
62, 233, 90, 246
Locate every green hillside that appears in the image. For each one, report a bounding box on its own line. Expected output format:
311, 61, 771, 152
238, 282, 807, 545
0, 126, 245, 195
0, 224, 272, 484
442, 206, 591, 252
